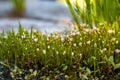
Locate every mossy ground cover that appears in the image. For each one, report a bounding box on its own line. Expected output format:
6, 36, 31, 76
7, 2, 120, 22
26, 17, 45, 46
0, 23, 120, 80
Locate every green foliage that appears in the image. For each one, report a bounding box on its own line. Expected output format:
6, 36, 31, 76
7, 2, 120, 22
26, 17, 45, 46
0, 23, 120, 79
66, 0, 120, 29
108, 56, 120, 70
66, 0, 81, 29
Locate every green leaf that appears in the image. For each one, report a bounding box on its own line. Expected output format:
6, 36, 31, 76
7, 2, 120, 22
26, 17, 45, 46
82, 75, 88, 79
114, 63, 120, 70
63, 65, 68, 71
108, 56, 115, 66
29, 69, 33, 73
91, 56, 96, 60
86, 68, 91, 75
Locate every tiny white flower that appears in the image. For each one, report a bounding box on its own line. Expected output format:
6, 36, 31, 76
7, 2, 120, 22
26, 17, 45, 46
48, 45, 50, 49
93, 27, 99, 31
79, 53, 82, 58
10, 72, 14, 78
33, 29, 37, 33
111, 38, 116, 42
36, 48, 39, 51
79, 42, 82, 46
25, 47, 27, 50
61, 37, 64, 42
94, 43, 97, 47
32, 35, 35, 39
81, 23, 88, 26
47, 38, 49, 41
100, 50, 104, 53
73, 43, 77, 47
100, 48, 107, 53
103, 48, 107, 51
69, 38, 73, 41
21, 35, 25, 39
53, 34, 56, 38
56, 51, 59, 54
71, 32, 76, 36
63, 51, 66, 55
98, 38, 101, 41
4, 35, 7, 39
86, 40, 91, 45
34, 38, 38, 42
85, 29, 91, 32
72, 52, 74, 56
102, 41, 104, 44
116, 40, 119, 44
76, 31, 80, 35
80, 38, 82, 41
115, 49, 120, 53
108, 29, 114, 33
55, 35, 59, 39
43, 50, 46, 54
71, 31, 76, 36
66, 34, 69, 38
99, 22, 104, 25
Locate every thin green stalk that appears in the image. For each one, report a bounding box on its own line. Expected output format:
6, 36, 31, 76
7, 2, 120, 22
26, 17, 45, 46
66, 0, 81, 30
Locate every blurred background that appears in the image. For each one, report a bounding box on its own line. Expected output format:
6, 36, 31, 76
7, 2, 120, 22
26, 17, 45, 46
0, 0, 73, 34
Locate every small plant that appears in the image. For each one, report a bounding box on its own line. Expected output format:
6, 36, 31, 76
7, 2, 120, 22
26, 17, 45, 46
108, 56, 120, 70
11, 0, 25, 16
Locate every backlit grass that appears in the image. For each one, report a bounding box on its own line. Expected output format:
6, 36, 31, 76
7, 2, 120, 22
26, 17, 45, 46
66, 0, 120, 29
